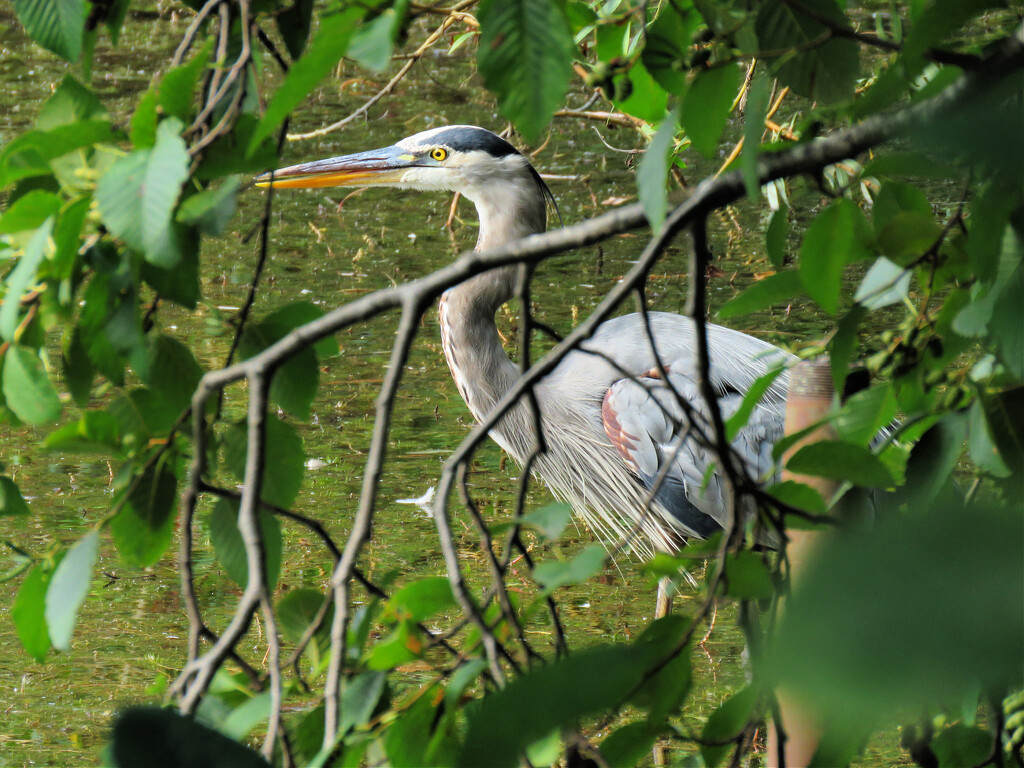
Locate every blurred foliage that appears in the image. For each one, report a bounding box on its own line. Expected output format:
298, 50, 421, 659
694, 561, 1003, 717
0, 0, 1021, 766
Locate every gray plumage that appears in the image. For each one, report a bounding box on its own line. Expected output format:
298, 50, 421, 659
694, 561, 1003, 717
261, 125, 794, 555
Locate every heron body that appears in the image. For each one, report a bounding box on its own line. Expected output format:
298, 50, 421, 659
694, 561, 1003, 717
260, 125, 793, 554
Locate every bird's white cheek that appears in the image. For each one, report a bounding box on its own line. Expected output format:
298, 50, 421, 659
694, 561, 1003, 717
398, 167, 459, 191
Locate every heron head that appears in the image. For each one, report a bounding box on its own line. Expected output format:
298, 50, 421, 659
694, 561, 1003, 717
256, 125, 552, 209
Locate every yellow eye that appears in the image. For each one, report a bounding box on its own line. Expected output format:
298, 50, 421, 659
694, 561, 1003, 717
430, 147, 448, 162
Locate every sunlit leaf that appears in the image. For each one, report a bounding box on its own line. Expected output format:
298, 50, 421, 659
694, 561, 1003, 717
786, 441, 893, 487
348, 0, 408, 73
637, 110, 677, 231
36, 74, 106, 129
0, 217, 53, 342
681, 63, 741, 158
0, 190, 61, 233
111, 707, 270, 768
0, 121, 119, 187
613, 60, 669, 124
44, 411, 122, 454
519, 501, 572, 541
3, 345, 61, 425
249, 7, 364, 154
532, 543, 606, 590
45, 530, 98, 651
158, 38, 213, 123
13, 558, 58, 661
0, 476, 31, 517
726, 366, 786, 441
799, 198, 872, 316
387, 577, 455, 623
208, 497, 283, 590
366, 620, 420, 670
12, 0, 85, 61
854, 257, 911, 310
477, 0, 575, 143
718, 270, 802, 320
766, 479, 827, 516
835, 383, 897, 447
141, 334, 205, 413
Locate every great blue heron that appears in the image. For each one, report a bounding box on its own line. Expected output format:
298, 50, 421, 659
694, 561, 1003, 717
259, 125, 793, 557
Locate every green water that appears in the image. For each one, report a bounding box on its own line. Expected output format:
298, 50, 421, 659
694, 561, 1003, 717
0, 6, 927, 766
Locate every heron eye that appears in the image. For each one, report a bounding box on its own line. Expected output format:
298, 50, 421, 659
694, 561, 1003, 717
430, 147, 448, 162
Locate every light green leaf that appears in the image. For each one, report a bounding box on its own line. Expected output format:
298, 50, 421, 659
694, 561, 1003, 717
3, 345, 61, 425
854, 257, 911, 310
13, 559, 58, 661
95, 118, 189, 268
348, 1, 408, 72
835, 384, 896, 446
221, 693, 272, 741
176, 177, 240, 236
533, 543, 606, 590
0, 190, 61, 234
158, 39, 213, 123
701, 686, 758, 767
601, 722, 661, 768
44, 411, 122, 454
681, 63, 741, 158
642, 1, 700, 95
718, 270, 802, 320
249, 8, 364, 154
0, 217, 54, 342
477, 0, 575, 143
45, 530, 98, 651
387, 577, 455, 623
339, 671, 387, 734
0, 476, 31, 517
36, 75, 106, 129
519, 502, 572, 541
613, 60, 669, 124
12, 0, 85, 61
637, 110, 677, 231
799, 198, 872, 316
786, 441, 893, 487
766, 480, 827, 516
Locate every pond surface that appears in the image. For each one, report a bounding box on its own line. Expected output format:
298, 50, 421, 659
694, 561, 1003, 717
0, 5, 925, 766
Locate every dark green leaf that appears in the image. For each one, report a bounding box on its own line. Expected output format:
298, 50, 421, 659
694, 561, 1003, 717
637, 110, 677, 231
896, 412, 967, 508
140, 224, 201, 308
0, 190, 61, 233
141, 334, 204, 413
532, 543, 606, 590
12, 0, 85, 61
835, 384, 896, 447
681, 63, 741, 158
642, 1, 700, 95
275, 0, 314, 60
966, 181, 1020, 283
388, 577, 455, 623
96, 118, 190, 268
477, 0, 575, 143
0, 476, 31, 517
52, 195, 90, 280
967, 399, 1010, 477
278, 588, 332, 645
765, 204, 789, 269
249, 8, 364, 154
109, 460, 178, 567
726, 367, 786, 440
158, 38, 213, 123
700, 686, 758, 767
721, 551, 774, 600
901, 0, 1006, 70
111, 707, 270, 768
980, 386, 1024, 475
799, 198, 872, 316
766, 479, 827, 515
339, 671, 387, 735
990, 262, 1024, 381
108, 388, 179, 444
771, 498, 1023, 728
876, 212, 943, 263
44, 411, 122, 454
63, 327, 95, 406
177, 177, 240, 236
755, 0, 859, 104
854, 257, 912, 310
931, 724, 992, 768
861, 151, 952, 180
385, 695, 435, 768
829, 305, 864, 393
3, 345, 61, 425
222, 416, 305, 508
457, 642, 665, 768
741, 73, 770, 199
1, 217, 53, 342
717, 270, 802, 320
601, 722, 661, 768
45, 530, 98, 651
13, 559, 57, 661
208, 497, 283, 590
631, 615, 693, 721
872, 181, 931, 235
786, 441, 893, 488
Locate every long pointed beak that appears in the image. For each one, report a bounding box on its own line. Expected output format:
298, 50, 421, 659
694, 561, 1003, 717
255, 145, 415, 189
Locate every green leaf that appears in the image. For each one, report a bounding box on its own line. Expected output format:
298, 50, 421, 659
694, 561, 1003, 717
532, 543, 606, 590
854, 257, 911, 310
141, 334, 205, 413
177, 177, 240, 236
601, 722, 661, 768
52, 196, 90, 280
519, 501, 572, 541
477, 0, 575, 143
278, 588, 332, 645
872, 180, 931, 234
111, 707, 271, 768
44, 410, 122, 454
444, 658, 488, 710
799, 198, 872, 316
130, 86, 159, 149
221, 692, 272, 742
876, 212, 943, 263
36, 75, 107, 129
348, 1, 408, 73
108, 388, 179, 444
45, 530, 98, 651
829, 304, 864, 393
765, 204, 789, 269
637, 110, 677, 231
158, 38, 213, 123
249, 8, 364, 154
0, 121, 118, 187
835, 384, 896, 447
896, 412, 967, 508
726, 367, 786, 441
0, 190, 61, 234
931, 724, 992, 768
766, 480, 827, 515
701, 686, 758, 767
1, 217, 54, 342
12, 0, 85, 61
222, 416, 305, 509
208, 497, 283, 590
457, 642, 666, 768
755, 0, 859, 104
862, 151, 952, 181
681, 63, 741, 158
642, 1, 700, 95
770, 498, 1023, 728
0, 476, 31, 517
275, 0, 314, 60
631, 615, 693, 721
366, 620, 420, 670
721, 551, 774, 600
717, 270, 802, 320
96, 118, 190, 268
980, 387, 1024, 475
13, 559, 58, 661
3, 345, 61, 425
387, 577, 455, 623
109, 461, 179, 567
741, 73, 770, 199
140, 224, 201, 308
338, 671, 387, 735
613, 60, 669, 124
786, 441, 894, 488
